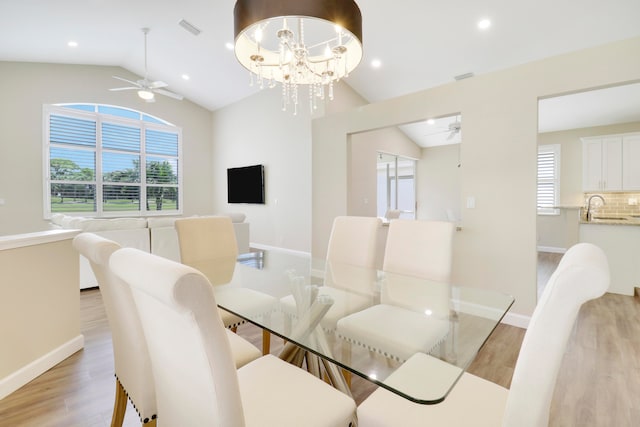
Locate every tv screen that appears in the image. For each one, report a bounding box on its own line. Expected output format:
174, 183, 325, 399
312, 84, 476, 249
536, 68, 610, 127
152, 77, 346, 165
227, 164, 265, 204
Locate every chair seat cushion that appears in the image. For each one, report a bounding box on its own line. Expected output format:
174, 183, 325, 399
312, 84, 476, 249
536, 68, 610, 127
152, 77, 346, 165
238, 354, 356, 427
215, 287, 277, 320
358, 367, 508, 427
336, 304, 449, 362
225, 330, 261, 368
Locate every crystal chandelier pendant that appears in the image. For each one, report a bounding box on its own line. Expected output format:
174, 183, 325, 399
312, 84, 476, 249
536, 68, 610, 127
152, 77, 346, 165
233, 0, 363, 114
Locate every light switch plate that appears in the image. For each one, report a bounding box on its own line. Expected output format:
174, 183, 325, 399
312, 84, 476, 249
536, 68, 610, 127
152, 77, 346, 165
466, 196, 476, 209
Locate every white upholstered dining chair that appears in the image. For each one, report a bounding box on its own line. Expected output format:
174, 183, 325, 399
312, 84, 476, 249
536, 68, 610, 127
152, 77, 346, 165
336, 219, 456, 363
175, 216, 276, 355
73, 233, 261, 427
110, 247, 356, 427
356, 242, 610, 427
279, 215, 382, 333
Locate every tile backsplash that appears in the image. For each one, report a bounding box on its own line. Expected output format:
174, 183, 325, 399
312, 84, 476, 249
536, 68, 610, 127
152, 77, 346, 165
583, 192, 640, 216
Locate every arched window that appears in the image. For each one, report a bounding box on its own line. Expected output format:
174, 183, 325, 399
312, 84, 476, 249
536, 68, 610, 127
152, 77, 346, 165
43, 103, 182, 217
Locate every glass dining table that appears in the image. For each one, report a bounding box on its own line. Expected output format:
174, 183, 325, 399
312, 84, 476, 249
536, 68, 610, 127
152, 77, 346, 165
215, 249, 514, 405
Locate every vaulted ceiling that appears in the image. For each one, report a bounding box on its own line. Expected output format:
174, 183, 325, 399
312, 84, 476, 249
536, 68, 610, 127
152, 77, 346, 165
1, 0, 639, 116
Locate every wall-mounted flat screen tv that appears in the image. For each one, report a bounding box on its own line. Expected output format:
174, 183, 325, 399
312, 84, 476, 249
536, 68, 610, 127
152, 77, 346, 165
227, 164, 265, 204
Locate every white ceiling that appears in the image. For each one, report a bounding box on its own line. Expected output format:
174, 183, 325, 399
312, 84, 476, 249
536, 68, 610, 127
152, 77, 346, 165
538, 83, 640, 133
0, 0, 639, 115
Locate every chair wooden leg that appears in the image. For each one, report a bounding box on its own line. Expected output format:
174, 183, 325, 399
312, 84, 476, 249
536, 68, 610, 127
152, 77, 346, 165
262, 329, 271, 355
145, 418, 157, 426
110, 379, 127, 427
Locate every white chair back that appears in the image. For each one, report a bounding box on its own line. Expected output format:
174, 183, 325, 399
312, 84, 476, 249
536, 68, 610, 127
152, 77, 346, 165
327, 216, 381, 268
72, 233, 156, 424
175, 216, 238, 285
383, 219, 455, 283
325, 216, 381, 295
502, 242, 610, 427
110, 248, 245, 426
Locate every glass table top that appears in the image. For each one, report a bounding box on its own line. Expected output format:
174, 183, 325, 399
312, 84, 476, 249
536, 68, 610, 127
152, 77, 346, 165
216, 249, 514, 404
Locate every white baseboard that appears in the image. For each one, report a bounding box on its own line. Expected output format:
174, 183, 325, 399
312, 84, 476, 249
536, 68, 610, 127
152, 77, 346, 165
537, 246, 567, 254
0, 334, 84, 400
501, 312, 531, 329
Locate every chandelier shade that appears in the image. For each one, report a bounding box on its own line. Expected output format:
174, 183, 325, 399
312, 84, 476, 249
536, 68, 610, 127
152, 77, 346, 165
233, 0, 363, 112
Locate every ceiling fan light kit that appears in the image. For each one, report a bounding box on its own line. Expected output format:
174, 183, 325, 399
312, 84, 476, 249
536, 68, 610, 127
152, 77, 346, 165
233, 0, 363, 114
109, 28, 184, 103
137, 90, 155, 101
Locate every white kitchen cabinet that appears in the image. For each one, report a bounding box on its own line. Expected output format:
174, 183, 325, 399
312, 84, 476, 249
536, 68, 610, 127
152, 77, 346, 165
623, 134, 640, 190
582, 136, 622, 191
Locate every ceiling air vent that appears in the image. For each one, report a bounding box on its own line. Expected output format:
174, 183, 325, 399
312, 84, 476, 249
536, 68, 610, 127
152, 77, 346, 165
454, 72, 474, 81
178, 19, 202, 36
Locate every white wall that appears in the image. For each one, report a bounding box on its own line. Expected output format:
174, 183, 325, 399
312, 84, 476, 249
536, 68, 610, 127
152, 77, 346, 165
348, 127, 421, 217
0, 62, 214, 236
537, 120, 640, 250
210, 88, 314, 252
313, 37, 640, 318
417, 143, 461, 221
209, 82, 367, 252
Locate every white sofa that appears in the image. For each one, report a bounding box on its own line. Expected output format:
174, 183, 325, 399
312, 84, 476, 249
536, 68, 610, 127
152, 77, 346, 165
50, 213, 250, 289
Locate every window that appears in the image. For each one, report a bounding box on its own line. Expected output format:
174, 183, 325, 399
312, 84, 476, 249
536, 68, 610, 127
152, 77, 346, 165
44, 104, 182, 218
537, 144, 560, 215
376, 153, 416, 219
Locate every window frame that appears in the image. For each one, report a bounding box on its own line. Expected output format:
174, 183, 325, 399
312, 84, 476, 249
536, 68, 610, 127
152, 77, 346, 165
537, 144, 561, 216
43, 104, 183, 219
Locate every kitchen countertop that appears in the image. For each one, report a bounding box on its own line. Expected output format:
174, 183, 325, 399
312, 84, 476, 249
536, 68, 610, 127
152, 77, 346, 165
580, 215, 640, 226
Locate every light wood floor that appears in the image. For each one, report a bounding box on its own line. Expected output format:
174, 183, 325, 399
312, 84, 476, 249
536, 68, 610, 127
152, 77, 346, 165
1, 263, 639, 426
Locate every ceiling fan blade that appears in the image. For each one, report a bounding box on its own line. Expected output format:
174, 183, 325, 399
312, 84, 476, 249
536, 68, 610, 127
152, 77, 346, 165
148, 80, 168, 89
154, 88, 184, 100
109, 86, 138, 92
112, 75, 141, 87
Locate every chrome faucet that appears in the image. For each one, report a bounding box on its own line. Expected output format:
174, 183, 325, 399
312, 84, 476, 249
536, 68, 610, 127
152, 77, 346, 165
586, 194, 605, 221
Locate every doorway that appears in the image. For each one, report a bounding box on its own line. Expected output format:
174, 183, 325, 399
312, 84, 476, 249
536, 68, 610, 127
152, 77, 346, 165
377, 153, 416, 219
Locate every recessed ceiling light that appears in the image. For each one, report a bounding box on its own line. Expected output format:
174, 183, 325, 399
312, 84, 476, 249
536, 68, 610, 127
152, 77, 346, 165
67, 41, 78, 47
181, 74, 190, 80
477, 19, 491, 30
427, 119, 435, 125
225, 42, 234, 50
371, 59, 382, 68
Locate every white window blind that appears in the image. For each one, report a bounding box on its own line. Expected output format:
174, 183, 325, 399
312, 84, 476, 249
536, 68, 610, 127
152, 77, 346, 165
537, 144, 560, 215
44, 104, 182, 218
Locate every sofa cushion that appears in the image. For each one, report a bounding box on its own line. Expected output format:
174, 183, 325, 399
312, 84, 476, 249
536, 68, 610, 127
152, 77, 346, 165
225, 212, 246, 223
78, 217, 147, 231
147, 217, 179, 228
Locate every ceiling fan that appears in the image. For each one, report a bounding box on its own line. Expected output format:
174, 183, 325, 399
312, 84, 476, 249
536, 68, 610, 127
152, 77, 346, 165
424, 115, 462, 140
109, 28, 183, 103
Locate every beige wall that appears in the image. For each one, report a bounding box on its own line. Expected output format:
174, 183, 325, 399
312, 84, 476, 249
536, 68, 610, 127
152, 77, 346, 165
348, 127, 421, 217
0, 62, 214, 236
537, 120, 640, 250
417, 144, 461, 221
0, 231, 81, 397
313, 37, 640, 318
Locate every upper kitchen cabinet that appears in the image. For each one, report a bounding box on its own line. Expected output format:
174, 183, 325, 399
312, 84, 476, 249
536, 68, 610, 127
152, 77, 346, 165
623, 134, 640, 190
582, 132, 640, 191
582, 135, 623, 191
